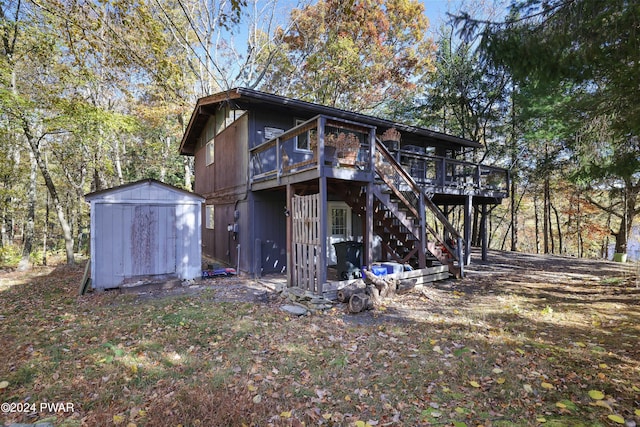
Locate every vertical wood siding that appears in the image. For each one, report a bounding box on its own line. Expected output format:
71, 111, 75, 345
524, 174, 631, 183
87, 180, 203, 290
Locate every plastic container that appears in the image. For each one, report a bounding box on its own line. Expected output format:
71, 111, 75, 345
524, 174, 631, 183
333, 241, 363, 280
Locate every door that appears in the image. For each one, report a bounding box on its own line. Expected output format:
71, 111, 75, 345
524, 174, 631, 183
327, 202, 352, 265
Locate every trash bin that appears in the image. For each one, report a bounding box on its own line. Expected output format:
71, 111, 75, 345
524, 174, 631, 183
333, 241, 363, 280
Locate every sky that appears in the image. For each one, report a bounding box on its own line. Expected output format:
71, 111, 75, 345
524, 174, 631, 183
422, 0, 454, 30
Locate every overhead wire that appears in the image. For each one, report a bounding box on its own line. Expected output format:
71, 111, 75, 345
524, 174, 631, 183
174, 0, 232, 92
152, 0, 229, 93
28, 0, 189, 104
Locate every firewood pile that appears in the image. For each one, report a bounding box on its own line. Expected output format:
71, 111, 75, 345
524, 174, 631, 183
337, 269, 426, 313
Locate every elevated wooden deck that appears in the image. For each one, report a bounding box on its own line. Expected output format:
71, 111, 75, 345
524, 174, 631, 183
249, 115, 509, 204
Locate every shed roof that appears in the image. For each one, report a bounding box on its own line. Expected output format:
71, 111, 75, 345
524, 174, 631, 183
179, 87, 482, 155
84, 178, 204, 203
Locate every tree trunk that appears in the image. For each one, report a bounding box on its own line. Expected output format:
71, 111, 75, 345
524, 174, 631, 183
510, 174, 518, 251
552, 202, 563, 254
534, 194, 540, 253
184, 157, 193, 191
18, 151, 37, 271
21, 120, 75, 265
543, 178, 550, 253
576, 193, 583, 258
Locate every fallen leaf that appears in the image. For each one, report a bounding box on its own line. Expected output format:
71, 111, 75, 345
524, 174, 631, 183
536, 418, 546, 423
635, 409, 640, 417
607, 414, 625, 424
599, 363, 608, 369
541, 382, 554, 390
497, 378, 506, 384
588, 390, 605, 400
252, 394, 262, 403
280, 411, 292, 418
492, 368, 503, 374
453, 422, 467, 427
113, 415, 125, 425
556, 402, 567, 409
322, 413, 332, 420
0, 381, 8, 389
523, 384, 533, 393
592, 400, 613, 411
469, 381, 481, 388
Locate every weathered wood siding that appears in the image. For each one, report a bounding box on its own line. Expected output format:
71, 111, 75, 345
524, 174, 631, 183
86, 180, 203, 290
195, 114, 251, 265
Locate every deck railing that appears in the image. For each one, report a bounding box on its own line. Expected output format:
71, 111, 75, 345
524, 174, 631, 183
250, 115, 373, 184
396, 148, 509, 194
249, 115, 509, 195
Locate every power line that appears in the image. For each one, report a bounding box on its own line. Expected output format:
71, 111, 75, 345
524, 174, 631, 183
175, 0, 232, 92
29, 0, 189, 105
151, 0, 222, 91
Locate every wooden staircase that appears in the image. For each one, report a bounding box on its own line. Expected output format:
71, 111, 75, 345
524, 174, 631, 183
336, 139, 464, 277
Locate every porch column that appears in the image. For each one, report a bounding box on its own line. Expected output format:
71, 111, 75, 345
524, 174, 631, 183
481, 203, 488, 261
286, 183, 293, 287
365, 182, 374, 269
418, 191, 426, 268
464, 194, 473, 265
318, 176, 328, 293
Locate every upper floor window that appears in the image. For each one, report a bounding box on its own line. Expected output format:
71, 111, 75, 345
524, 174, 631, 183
205, 205, 215, 229
206, 138, 215, 165
294, 118, 311, 152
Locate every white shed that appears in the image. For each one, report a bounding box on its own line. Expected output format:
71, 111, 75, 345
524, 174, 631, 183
85, 179, 204, 290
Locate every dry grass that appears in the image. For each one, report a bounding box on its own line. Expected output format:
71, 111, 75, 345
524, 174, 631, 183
0, 252, 639, 426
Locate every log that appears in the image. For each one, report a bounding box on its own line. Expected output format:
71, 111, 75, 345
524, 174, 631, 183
349, 293, 374, 313
337, 279, 366, 303
396, 278, 418, 295
363, 270, 396, 298
366, 284, 382, 308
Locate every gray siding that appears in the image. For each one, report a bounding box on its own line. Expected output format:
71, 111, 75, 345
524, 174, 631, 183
251, 191, 287, 275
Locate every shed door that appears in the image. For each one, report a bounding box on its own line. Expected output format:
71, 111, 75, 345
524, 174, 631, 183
130, 205, 176, 277
94, 204, 176, 286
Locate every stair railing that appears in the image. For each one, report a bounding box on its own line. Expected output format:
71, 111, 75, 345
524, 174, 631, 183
374, 138, 462, 261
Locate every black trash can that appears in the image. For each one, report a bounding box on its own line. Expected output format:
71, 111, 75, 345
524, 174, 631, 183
333, 241, 363, 280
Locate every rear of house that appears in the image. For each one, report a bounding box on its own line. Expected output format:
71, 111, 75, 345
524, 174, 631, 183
179, 88, 509, 294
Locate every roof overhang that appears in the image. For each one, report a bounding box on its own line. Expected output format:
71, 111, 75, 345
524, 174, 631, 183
179, 87, 482, 155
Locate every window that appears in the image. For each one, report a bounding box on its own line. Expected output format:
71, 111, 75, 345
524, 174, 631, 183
206, 138, 214, 165
205, 205, 214, 229
294, 119, 311, 152
331, 207, 348, 236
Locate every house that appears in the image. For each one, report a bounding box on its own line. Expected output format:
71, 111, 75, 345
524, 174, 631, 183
179, 88, 508, 295
85, 179, 204, 290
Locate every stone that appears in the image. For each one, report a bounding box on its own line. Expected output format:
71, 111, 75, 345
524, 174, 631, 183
281, 304, 308, 316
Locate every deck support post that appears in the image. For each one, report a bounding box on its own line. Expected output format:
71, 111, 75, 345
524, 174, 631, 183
318, 176, 328, 294
464, 194, 473, 265
418, 191, 427, 268
286, 183, 293, 287
365, 182, 374, 269
481, 203, 488, 261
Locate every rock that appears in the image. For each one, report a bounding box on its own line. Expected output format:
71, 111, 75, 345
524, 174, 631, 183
281, 304, 308, 316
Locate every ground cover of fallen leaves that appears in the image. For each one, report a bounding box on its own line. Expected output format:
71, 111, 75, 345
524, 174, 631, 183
0, 250, 639, 427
